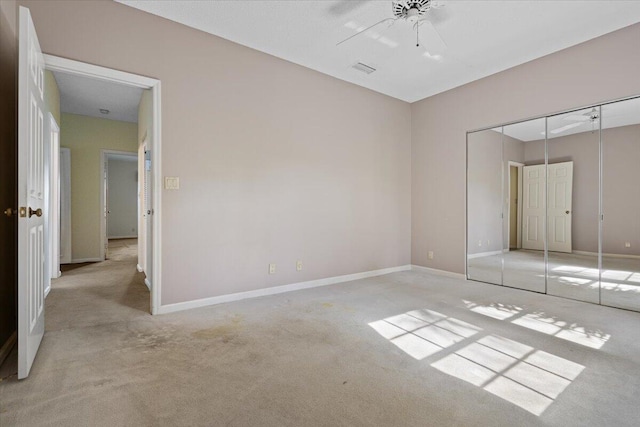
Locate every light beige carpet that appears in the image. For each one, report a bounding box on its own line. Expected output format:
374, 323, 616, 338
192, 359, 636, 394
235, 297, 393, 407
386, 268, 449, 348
1, 244, 640, 426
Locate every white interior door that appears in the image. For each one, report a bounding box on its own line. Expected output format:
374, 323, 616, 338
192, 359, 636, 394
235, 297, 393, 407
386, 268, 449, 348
47, 115, 60, 282
547, 161, 573, 253
17, 6, 46, 379
521, 164, 545, 251
144, 147, 153, 289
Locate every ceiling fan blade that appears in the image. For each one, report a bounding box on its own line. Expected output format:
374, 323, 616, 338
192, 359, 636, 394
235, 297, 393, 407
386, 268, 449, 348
563, 115, 590, 122
327, 0, 370, 17
417, 19, 446, 54
337, 17, 397, 46
550, 122, 584, 135
426, 5, 451, 25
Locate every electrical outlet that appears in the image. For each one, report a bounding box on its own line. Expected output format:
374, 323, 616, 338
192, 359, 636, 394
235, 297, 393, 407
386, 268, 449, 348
269, 263, 276, 274
626, 242, 632, 248
487, 239, 491, 246
428, 251, 434, 260
478, 240, 482, 247
296, 260, 303, 271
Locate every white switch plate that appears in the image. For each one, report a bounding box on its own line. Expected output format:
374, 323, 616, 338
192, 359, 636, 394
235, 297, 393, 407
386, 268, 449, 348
269, 263, 276, 274
626, 242, 632, 248
164, 176, 179, 190
428, 251, 434, 260
296, 260, 303, 271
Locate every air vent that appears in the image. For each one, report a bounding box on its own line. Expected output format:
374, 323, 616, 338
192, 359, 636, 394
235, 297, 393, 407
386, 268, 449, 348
352, 62, 376, 74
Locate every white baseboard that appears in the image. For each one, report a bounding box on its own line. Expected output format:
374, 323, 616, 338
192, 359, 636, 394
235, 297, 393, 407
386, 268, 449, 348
66, 257, 102, 264
144, 278, 151, 290
411, 265, 467, 280
157, 264, 412, 315
137, 264, 144, 273
573, 250, 640, 260
467, 250, 503, 259
0, 331, 17, 367
44, 285, 51, 299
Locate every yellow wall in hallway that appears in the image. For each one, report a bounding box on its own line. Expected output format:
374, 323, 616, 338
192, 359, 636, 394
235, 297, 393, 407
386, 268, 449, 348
44, 70, 60, 125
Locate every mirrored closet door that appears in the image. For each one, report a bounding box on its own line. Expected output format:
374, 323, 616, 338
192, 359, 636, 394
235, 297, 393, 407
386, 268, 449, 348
502, 118, 546, 293
467, 128, 503, 286
600, 98, 640, 311
545, 107, 600, 304
466, 95, 640, 313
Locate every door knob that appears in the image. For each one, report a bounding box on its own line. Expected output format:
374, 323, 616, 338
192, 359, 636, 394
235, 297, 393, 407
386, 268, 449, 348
565, 210, 570, 214
29, 207, 42, 218
3, 208, 14, 217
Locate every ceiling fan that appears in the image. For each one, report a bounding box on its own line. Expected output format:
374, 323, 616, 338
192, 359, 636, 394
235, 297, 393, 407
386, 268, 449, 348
549, 108, 600, 135
336, 0, 448, 55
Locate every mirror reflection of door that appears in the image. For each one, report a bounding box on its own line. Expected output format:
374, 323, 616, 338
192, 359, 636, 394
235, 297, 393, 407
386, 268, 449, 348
547, 162, 573, 253
521, 164, 545, 251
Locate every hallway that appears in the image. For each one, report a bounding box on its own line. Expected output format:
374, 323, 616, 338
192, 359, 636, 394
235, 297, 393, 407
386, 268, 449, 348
47, 239, 150, 332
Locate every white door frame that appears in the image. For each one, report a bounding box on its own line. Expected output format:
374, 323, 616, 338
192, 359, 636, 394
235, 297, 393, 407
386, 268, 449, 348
44, 54, 163, 315
507, 161, 524, 250
59, 147, 71, 264
100, 150, 137, 259
45, 113, 60, 297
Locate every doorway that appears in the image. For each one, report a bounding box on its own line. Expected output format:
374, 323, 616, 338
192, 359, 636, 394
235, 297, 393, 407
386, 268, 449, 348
102, 151, 139, 260
44, 55, 162, 318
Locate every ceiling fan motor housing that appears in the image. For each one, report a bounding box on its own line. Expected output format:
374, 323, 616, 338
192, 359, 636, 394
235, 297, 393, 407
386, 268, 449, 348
393, 0, 432, 22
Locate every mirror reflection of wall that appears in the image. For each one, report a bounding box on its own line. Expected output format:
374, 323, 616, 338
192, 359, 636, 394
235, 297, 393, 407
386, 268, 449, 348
466, 96, 640, 313
467, 128, 503, 286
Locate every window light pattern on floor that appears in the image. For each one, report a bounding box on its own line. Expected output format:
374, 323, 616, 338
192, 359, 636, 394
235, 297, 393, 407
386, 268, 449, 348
431, 334, 584, 416
463, 301, 610, 349
368, 309, 481, 360
369, 308, 584, 416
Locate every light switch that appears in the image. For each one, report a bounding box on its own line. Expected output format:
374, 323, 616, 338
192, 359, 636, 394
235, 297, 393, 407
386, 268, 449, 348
296, 260, 303, 271
164, 176, 179, 190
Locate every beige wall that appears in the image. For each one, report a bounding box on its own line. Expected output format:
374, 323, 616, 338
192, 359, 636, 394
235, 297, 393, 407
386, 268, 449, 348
44, 70, 59, 125
21, 0, 412, 305
0, 0, 17, 351
412, 23, 640, 274
60, 113, 137, 261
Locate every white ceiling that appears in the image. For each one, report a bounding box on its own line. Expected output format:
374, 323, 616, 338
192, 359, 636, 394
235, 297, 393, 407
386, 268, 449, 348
54, 71, 143, 123
116, 1, 640, 103
494, 97, 640, 142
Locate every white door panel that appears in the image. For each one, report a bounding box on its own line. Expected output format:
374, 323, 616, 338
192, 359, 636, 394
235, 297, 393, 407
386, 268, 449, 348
547, 162, 573, 253
18, 6, 46, 379
522, 165, 545, 251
